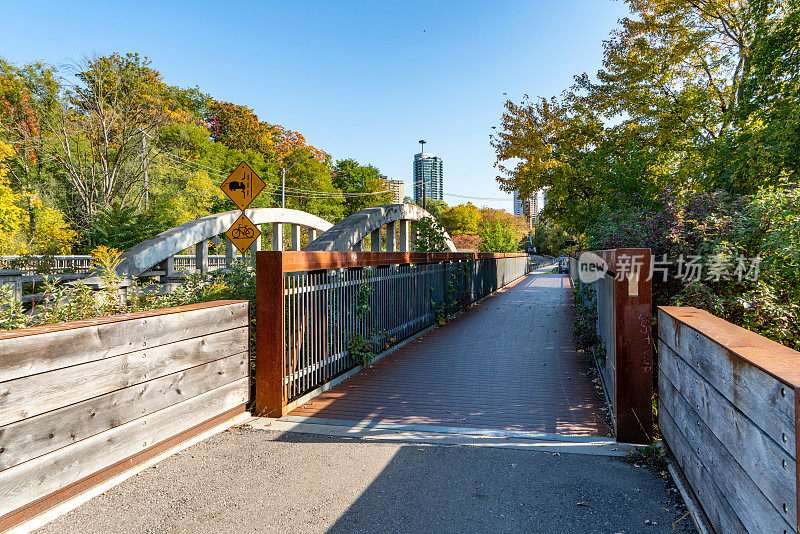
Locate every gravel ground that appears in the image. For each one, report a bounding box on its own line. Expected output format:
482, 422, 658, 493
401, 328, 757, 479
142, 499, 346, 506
38, 427, 696, 534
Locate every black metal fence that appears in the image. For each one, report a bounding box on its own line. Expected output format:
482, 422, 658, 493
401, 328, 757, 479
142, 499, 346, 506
280, 255, 529, 402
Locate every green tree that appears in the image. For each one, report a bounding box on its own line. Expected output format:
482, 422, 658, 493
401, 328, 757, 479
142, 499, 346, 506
46, 53, 182, 228
422, 199, 449, 220
440, 202, 481, 236
478, 221, 519, 253
86, 203, 165, 251
281, 151, 343, 221
332, 158, 393, 216
412, 216, 448, 252
478, 208, 528, 239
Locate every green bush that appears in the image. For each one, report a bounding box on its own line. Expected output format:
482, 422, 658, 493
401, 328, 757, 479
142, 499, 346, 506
585, 185, 800, 350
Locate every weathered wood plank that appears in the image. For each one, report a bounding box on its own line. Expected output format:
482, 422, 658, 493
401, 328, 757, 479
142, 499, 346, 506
0, 352, 248, 471
659, 405, 748, 534
660, 369, 796, 533
659, 306, 800, 386
658, 309, 796, 455
0, 301, 248, 382
659, 340, 796, 523
0, 378, 247, 518
0, 327, 248, 427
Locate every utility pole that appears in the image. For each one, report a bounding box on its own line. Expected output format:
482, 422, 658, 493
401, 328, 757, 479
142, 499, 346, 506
281, 166, 286, 208
140, 129, 151, 210
418, 139, 426, 211
282, 155, 314, 209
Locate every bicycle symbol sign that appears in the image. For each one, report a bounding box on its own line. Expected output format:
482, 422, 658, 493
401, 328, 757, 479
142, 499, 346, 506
225, 212, 261, 254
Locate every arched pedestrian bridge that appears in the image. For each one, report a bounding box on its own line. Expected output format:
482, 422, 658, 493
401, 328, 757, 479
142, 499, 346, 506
116, 204, 453, 279
116, 208, 333, 278
305, 204, 456, 252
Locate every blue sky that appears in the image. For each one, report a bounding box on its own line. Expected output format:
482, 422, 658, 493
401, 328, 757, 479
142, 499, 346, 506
1, 0, 628, 210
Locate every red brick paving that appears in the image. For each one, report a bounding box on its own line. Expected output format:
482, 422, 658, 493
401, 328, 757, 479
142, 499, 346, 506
289, 273, 612, 436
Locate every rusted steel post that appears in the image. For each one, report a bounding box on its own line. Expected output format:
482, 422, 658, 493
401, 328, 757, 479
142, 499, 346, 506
613, 247, 653, 444
255, 251, 286, 417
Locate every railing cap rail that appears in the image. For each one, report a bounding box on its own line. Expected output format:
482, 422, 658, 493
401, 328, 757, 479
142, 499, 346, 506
658, 306, 800, 387
257, 251, 528, 273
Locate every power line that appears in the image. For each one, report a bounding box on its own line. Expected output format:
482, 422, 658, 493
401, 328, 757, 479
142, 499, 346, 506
155, 149, 393, 197
158, 149, 511, 201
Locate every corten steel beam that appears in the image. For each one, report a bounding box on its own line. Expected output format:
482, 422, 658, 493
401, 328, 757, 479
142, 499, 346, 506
612, 248, 653, 444
577, 248, 653, 444
255, 252, 286, 417
261, 251, 527, 273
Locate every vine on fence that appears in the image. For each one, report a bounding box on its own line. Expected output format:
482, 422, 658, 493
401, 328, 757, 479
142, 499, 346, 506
347, 272, 385, 368
432, 263, 466, 325
572, 281, 606, 366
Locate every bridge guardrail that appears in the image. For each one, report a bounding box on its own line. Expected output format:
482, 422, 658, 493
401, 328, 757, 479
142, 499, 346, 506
254, 251, 529, 417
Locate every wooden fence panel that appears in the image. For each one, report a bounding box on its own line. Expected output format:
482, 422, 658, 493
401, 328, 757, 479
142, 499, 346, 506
0, 353, 247, 471
659, 341, 795, 519
0, 300, 250, 530
658, 306, 799, 534
658, 309, 795, 456
0, 379, 247, 518
659, 406, 748, 533
0, 300, 248, 382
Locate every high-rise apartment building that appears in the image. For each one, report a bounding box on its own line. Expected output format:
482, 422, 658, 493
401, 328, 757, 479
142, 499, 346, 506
514, 189, 545, 228
380, 175, 405, 204
413, 153, 443, 202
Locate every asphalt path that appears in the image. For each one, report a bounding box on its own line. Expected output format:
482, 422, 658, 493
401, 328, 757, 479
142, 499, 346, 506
38, 426, 696, 534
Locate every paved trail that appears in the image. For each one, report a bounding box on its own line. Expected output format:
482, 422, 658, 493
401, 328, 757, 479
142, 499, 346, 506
39, 428, 694, 534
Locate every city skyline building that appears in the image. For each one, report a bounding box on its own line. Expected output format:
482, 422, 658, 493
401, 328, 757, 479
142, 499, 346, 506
380, 175, 405, 204
513, 189, 546, 228
413, 152, 444, 203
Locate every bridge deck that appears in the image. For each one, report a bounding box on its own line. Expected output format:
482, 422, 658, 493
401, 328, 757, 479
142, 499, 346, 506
288, 273, 611, 436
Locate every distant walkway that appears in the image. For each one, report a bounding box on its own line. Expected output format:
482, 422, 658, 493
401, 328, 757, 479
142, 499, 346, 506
289, 273, 612, 437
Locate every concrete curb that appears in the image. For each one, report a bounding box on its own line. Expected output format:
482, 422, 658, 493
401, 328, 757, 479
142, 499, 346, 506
278, 415, 615, 443
249, 417, 636, 457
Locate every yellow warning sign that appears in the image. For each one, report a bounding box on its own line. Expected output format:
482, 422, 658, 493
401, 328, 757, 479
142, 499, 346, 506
225, 212, 261, 254
221, 161, 265, 210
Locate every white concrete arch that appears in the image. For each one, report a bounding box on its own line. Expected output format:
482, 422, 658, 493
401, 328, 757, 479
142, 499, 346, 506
117, 208, 333, 277
305, 204, 456, 252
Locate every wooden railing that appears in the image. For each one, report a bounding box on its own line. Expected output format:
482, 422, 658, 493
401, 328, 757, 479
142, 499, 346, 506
569, 248, 653, 444
0, 300, 250, 531
658, 307, 799, 533
254, 252, 530, 417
